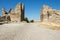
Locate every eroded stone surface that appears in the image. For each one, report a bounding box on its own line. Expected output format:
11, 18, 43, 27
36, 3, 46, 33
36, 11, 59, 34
1, 3, 24, 23
40, 5, 60, 22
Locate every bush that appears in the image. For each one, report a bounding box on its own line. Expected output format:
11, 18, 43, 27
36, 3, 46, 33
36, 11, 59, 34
30, 20, 34, 23
24, 17, 29, 23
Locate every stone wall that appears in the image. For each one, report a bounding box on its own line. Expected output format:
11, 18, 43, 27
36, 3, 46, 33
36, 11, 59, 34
1, 3, 24, 23
40, 5, 60, 22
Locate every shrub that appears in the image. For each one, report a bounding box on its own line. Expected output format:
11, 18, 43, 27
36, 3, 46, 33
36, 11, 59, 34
24, 17, 29, 23
30, 20, 34, 23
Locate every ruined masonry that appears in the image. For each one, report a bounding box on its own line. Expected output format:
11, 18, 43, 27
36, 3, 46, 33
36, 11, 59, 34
40, 5, 60, 22
0, 3, 24, 23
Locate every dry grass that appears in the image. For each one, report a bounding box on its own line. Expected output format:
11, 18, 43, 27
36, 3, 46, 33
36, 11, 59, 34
34, 22, 60, 30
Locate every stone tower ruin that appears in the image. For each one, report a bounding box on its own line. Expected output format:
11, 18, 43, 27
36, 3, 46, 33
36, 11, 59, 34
2, 8, 6, 16
40, 5, 51, 22
40, 5, 60, 22
1, 2, 24, 23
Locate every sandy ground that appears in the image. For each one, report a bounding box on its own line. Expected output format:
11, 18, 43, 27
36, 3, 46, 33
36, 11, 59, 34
34, 22, 60, 30
0, 23, 60, 40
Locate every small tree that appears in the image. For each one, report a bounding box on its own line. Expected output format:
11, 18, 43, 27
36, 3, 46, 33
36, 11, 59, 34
30, 20, 34, 23
24, 17, 29, 23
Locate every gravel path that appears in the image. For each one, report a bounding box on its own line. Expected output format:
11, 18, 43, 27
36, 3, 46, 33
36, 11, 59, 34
0, 23, 60, 40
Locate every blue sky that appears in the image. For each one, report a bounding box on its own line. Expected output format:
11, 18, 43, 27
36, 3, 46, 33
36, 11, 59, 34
0, 0, 60, 20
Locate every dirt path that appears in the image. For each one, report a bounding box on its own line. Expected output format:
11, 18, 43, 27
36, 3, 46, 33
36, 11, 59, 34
0, 23, 60, 40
